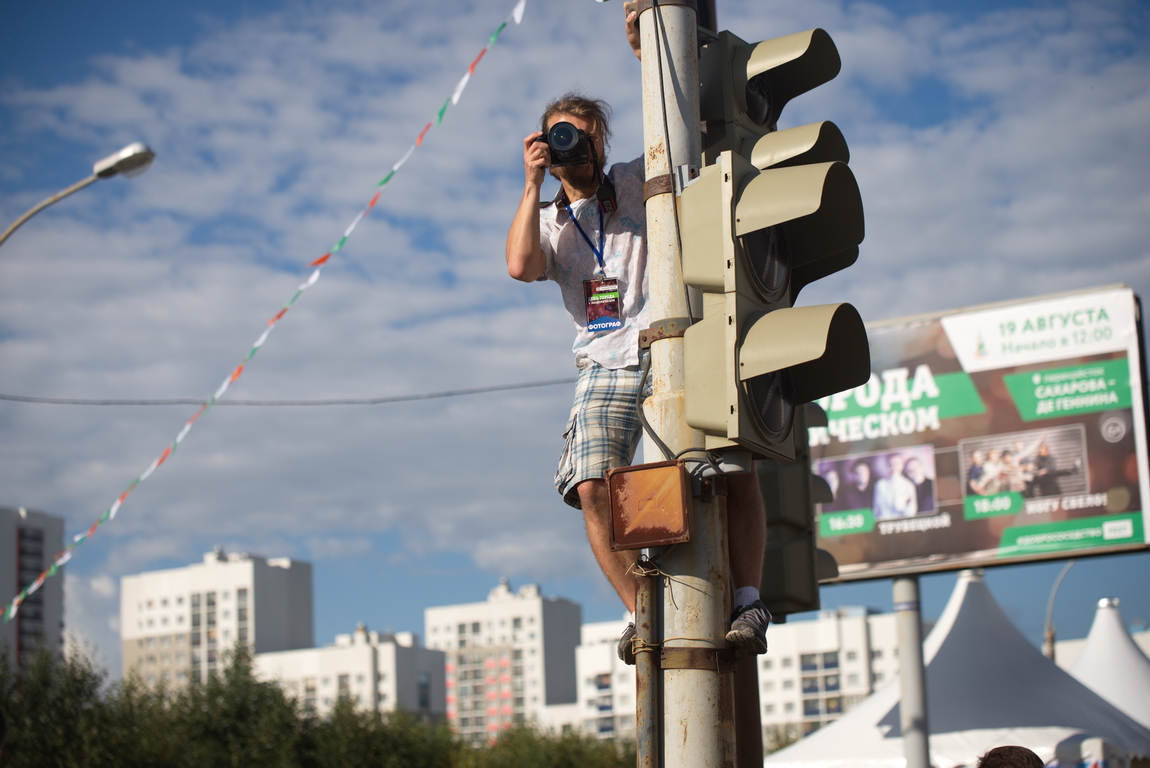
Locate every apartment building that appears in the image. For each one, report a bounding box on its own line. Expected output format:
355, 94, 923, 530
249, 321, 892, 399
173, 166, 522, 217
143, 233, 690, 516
1, 506, 65, 668
120, 547, 312, 685
757, 606, 901, 739
255, 624, 446, 721
535, 607, 902, 745
424, 579, 581, 744
534, 618, 636, 741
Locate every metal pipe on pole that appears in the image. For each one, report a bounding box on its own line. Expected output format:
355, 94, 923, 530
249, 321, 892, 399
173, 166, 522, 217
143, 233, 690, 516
635, 559, 661, 768
636, 2, 736, 766
893, 576, 931, 768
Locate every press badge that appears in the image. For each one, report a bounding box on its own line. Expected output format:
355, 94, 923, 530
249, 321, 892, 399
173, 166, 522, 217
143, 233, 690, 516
584, 277, 623, 332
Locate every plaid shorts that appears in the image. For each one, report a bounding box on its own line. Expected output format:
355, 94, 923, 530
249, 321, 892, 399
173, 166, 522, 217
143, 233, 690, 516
555, 354, 653, 509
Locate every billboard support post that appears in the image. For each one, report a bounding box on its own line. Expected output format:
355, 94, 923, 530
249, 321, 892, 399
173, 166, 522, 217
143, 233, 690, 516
894, 575, 931, 768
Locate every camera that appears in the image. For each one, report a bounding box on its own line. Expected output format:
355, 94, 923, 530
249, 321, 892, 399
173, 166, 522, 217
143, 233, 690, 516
538, 121, 590, 168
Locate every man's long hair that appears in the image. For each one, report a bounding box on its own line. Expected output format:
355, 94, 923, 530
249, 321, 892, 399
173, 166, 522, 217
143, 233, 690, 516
540, 93, 612, 158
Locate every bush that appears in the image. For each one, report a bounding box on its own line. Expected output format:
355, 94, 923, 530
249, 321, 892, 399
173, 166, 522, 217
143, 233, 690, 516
0, 646, 636, 768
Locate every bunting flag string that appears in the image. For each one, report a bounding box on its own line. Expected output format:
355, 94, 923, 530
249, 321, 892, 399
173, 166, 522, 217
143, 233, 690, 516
3, 0, 528, 624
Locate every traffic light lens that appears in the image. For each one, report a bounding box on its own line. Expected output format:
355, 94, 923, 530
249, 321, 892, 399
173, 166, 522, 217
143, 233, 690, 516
744, 369, 794, 443
745, 73, 772, 126
740, 225, 789, 304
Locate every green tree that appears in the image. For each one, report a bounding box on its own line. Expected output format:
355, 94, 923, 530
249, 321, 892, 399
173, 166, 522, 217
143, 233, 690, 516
310, 700, 455, 768
165, 646, 305, 767
458, 725, 635, 768
0, 644, 115, 767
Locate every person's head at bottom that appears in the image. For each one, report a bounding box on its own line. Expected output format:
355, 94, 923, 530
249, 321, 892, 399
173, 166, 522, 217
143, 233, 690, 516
977, 746, 1044, 768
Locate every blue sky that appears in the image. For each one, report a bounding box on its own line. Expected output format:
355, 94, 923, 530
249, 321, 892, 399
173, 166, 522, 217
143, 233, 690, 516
1, 0, 1148, 676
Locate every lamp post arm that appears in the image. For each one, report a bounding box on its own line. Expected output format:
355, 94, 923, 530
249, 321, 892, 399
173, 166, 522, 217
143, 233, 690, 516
0, 174, 99, 249
1043, 559, 1075, 660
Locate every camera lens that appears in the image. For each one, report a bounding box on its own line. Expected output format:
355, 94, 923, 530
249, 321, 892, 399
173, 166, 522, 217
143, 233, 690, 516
548, 122, 580, 153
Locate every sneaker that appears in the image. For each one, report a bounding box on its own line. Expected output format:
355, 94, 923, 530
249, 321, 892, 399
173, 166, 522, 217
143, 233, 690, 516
726, 600, 770, 654
618, 622, 636, 665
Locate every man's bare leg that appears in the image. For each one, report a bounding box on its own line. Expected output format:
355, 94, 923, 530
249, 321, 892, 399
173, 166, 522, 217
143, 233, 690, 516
725, 470, 770, 653
726, 472, 765, 591
578, 478, 639, 613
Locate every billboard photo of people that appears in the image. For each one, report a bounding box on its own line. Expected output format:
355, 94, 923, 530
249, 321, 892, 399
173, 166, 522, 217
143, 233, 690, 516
817, 445, 938, 522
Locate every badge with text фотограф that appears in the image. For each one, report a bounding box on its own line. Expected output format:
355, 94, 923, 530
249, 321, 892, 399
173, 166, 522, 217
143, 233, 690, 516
584, 277, 623, 332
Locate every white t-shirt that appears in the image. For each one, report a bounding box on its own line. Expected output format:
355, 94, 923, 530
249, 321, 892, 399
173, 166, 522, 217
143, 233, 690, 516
539, 157, 648, 369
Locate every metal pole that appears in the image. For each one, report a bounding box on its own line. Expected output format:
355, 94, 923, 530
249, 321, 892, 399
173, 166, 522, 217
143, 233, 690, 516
1043, 560, 1075, 661
635, 557, 661, 768
893, 576, 930, 768
0, 175, 98, 249
637, 4, 734, 767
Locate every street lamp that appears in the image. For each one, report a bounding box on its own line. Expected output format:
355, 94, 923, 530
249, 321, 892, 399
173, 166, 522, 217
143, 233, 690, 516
0, 141, 155, 248
1043, 559, 1075, 661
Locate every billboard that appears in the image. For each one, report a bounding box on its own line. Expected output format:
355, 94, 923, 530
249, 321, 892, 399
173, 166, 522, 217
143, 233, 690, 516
811, 285, 1149, 580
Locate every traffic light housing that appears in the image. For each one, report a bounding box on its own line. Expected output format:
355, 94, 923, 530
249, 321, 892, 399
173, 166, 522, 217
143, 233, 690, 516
699, 29, 842, 163
757, 404, 839, 619
681, 27, 870, 463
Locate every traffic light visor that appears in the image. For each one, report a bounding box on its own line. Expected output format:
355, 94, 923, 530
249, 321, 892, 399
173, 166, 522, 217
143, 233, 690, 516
738, 303, 869, 405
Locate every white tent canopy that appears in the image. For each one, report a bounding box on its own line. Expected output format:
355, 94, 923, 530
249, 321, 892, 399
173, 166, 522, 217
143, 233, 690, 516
765, 570, 1150, 768
1070, 597, 1150, 730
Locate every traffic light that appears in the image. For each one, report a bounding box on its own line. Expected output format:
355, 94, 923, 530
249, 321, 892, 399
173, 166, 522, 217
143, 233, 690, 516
681, 27, 870, 463
699, 29, 842, 163
756, 404, 839, 618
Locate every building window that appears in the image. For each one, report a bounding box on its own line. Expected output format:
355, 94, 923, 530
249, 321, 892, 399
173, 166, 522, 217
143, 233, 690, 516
762, 659, 773, 670
824, 674, 840, 692
784, 702, 795, 714
803, 698, 821, 717
822, 651, 839, 669
871, 649, 883, 660
781, 657, 793, 668
846, 650, 858, 662
801, 677, 818, 694
458, 623, 466, 635
825, 696, 842, 715
471, 622, 481, 634
800, 654, 818, 672
763, 681, 775, 692
338, 674, 350, 699
513, 617, 522, 629
764, 703, 775, 714
847, 673, 859, 686
782, 680, 794, 690
418, 672, 431, 710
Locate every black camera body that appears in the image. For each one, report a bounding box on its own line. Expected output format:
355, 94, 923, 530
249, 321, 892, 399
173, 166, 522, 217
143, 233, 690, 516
538, 121, 590, 168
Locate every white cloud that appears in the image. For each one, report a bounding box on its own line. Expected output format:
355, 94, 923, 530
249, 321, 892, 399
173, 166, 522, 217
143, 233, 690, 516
2, 0, 1148, 664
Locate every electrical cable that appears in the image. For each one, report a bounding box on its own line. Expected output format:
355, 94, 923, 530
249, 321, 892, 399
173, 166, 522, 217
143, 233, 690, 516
649, 0, 696, 319
635, 0, 705, 461
0, 377, 577, 407
636, 351, 675, 460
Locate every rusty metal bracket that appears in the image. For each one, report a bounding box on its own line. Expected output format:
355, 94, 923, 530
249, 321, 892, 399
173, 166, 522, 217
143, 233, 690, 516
628, 0, 698, 14
695, 474, 727, 503
639, 317, 691, 349
660, 646, 738, 674
643, 174, 674, 202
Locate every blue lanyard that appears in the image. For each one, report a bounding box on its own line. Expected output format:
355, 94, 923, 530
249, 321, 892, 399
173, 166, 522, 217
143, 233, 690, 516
565, 203, 605, 275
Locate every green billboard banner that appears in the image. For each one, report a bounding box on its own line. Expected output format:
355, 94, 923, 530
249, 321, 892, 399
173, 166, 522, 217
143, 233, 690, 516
810, 286, 1149, 581
1003, 359, 1132, 421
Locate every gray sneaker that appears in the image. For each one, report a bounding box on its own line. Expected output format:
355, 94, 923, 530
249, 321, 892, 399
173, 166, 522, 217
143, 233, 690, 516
618, 622, 636, 665
726, 600, 770, 654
